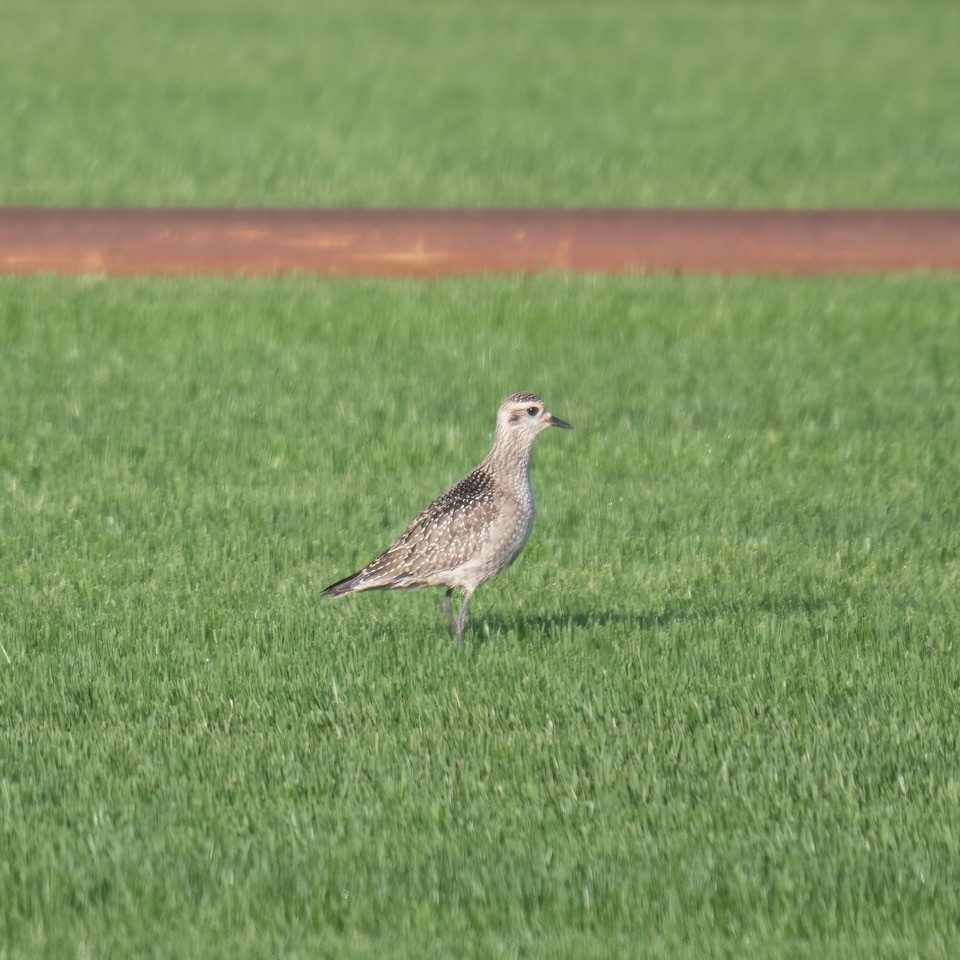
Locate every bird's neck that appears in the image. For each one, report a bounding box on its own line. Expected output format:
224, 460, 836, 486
484, 437, 534, 500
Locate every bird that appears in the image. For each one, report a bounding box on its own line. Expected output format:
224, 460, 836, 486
321, 393, 572, 643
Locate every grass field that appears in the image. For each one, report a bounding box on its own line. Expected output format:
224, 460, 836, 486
1, 274, 959, 957
3, 0, 960, 955
2, 0, 959, 207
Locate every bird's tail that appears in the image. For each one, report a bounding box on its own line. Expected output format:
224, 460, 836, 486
320, 571, 365, 598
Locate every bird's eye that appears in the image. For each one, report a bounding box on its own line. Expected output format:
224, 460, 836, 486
527, 406, 540, 417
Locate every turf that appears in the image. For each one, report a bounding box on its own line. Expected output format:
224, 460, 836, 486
2, 0, 959, 207
1, 274, 959, 957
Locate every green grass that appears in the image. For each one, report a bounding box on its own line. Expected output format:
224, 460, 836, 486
2, 0, 959, 207
1, 274, 959, 957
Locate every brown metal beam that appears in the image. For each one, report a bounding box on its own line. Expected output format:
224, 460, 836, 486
1, 208, 958, 277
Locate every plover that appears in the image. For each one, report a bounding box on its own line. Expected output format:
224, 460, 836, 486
321, 393, 571, 642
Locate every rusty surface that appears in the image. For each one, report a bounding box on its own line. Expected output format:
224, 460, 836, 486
1, 207, 959, 277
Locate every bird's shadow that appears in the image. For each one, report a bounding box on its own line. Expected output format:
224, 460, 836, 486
475, 601, 698, 642
473, 590, 841, 645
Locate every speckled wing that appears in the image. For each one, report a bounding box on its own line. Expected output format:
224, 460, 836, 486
322, 467, 500, 595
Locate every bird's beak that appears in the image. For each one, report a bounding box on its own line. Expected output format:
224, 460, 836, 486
546, 412, 572, 429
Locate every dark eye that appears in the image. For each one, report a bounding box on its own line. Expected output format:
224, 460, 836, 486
527, 406, 539, 416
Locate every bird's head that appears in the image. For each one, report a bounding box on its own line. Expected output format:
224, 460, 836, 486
496, 393, 572, 444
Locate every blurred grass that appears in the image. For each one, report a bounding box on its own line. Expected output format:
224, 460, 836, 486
1, 0, 958, 206
1, 274, 959, 957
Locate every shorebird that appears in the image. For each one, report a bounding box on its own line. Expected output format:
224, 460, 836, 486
321, 393, 571, 643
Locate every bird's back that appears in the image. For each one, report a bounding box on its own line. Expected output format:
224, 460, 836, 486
322, 460, 529, 596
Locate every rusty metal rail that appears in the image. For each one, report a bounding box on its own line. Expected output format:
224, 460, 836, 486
1, 208, 958, 277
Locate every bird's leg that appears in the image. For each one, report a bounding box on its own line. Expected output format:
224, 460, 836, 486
453, 589, 472, 646
442, 589, 457, 636
441, 588, 473, 645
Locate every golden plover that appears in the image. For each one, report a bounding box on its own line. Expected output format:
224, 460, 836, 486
321, 393, 572, 643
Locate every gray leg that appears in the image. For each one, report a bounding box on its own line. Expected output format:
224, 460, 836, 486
441, 588, 472, 645
442, 589, 457, 636
453, 590, 472, 646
